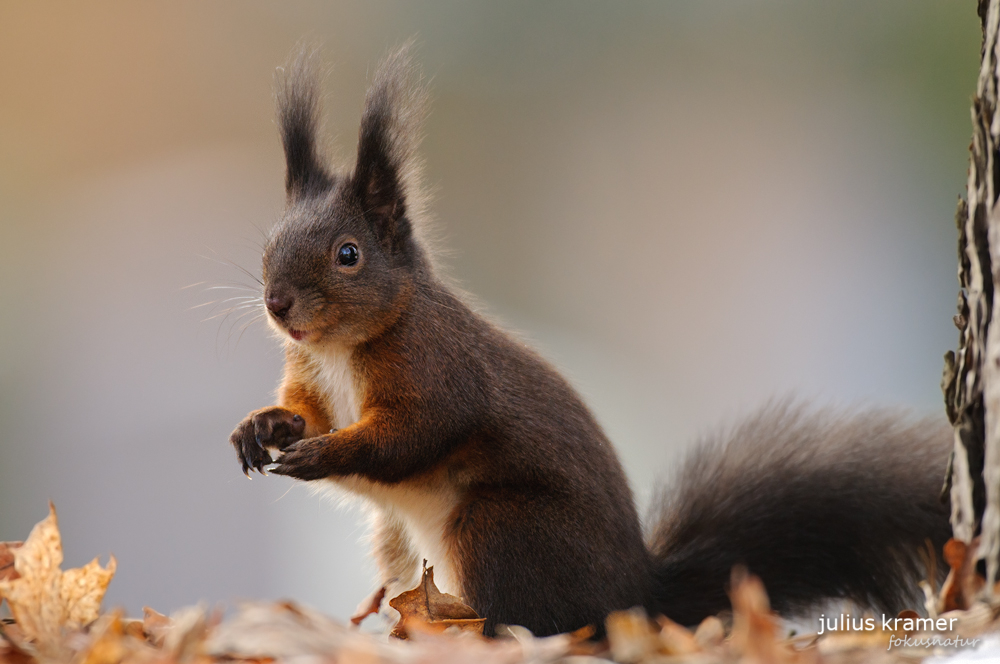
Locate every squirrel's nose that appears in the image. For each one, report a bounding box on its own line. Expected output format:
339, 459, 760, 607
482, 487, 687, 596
265, 292, 294, 319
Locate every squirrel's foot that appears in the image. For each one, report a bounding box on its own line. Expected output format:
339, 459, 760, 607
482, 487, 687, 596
271, 435, 337, 481
230, 407, 306, 476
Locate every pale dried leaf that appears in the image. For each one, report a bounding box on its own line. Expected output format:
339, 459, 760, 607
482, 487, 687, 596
78, 611, 127, 664
499, 624, 579, 661
0, 505, 116, 657
693, 615, 724, 649
120, 618, 145, 641
163, 605, 210, 662
205, 601, 408, 662
606, 608, 658, 663
817, 629, 891, 655
729, 567, 816, 664
655, 615, 700, 656
62, 557, 117, 629
0, 544, 22, 584
141, 606, 171, 647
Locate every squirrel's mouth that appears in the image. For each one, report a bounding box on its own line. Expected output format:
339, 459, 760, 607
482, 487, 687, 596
288, 328, 308, 341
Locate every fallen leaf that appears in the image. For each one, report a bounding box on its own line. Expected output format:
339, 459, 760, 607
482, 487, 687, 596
606, 608, 658, 663
388, 563, 483, 639
0, 625, 33, 664
0, 623, 28, 652
818, 628, 893, 655
565, 625, 604, 657
78, 611, 127, 664
655, 615, 700, 656
0, 544, 22, 584
940, 537, 984, 612
729, 567, 815, 664
142, 606, 172, 647
163, 605, 210, 662
350, 585, 385, 626
946, 602, 994, 638
0, 504, 116, 657
120, 618, 145, 642
693, 615, 724, 649
895, 609, 920, 637
204, 600, 410, 663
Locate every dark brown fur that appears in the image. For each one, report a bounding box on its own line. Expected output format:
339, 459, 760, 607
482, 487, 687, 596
229, 45, 952, 636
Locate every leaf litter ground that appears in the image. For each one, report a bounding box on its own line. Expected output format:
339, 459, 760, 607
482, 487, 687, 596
2, 505, 999, 664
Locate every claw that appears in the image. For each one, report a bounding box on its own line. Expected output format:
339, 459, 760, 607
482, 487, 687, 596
242, 461, 252, 478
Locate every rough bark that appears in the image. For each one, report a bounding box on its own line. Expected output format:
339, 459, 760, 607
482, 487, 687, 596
944, 0, 1000, 590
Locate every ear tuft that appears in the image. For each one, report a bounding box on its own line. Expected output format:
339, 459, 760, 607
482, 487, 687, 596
353, 41, 428, 248
276, 46, 333, 199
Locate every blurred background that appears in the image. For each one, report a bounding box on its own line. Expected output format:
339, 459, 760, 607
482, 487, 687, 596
0, 1, 981, 621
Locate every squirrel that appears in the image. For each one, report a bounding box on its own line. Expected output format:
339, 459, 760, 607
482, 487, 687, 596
229, 45, 953, 637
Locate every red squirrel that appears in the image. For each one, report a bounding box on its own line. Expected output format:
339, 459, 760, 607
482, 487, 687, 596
229, 45, 953, 636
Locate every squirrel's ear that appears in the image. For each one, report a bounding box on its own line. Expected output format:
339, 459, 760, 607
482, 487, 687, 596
352, 43, 427, 249
276, 47, 333, 199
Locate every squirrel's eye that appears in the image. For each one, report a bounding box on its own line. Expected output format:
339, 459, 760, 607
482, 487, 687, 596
336, 243, 360, 267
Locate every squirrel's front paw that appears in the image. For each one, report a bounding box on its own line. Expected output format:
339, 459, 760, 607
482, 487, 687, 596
271, 436, 336, 481
230, 407, 306, 476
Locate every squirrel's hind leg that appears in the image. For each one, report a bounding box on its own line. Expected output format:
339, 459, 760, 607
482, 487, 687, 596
368, 509, 420, 616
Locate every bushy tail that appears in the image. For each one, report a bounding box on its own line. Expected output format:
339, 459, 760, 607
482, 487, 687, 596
647, 402, 952, 625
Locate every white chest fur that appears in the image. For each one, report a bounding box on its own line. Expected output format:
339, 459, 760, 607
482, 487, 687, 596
308, 344, 463, 597
311, 343, 362, 430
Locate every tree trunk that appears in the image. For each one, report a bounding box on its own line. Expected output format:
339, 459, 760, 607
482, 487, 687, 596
944, 0, 1000, 589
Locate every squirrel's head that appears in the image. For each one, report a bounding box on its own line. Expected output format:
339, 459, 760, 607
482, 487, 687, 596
262, 45, 429, 346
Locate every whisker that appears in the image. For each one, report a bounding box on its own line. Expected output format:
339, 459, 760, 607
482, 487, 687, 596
225, 309, 265, 348
192, 296, 261, 312
197, 250, 264, 287
203, 285, 262, 293
234, 313, 266, 349
215, 307, 266, 355
191, 300, 220, 311
202, 304, 264, 323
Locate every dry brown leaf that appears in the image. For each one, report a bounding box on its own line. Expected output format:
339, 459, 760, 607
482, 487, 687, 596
162, 605, 211, 662
606, 608, 659, 663
388, 563, 483, 639
78, 611, 127, 664
817, 629, 892, 656
895, 609, 920, 637
350, 586, 385, 626
74, 610, 165, 664
142, 607, 171, 647
564, 625, 604, 657
693, 615, 725, 649
0, 504, 116, 656
655, 615, 700, 656
0, 627, 33, 664
399, 616, 489, 640
120, 618, 145, 642
940, 537, 984, 613
729, 567, 817, 664
0, 544, 22, 584
0, 623, 28, 652
204, 601, 411, 663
